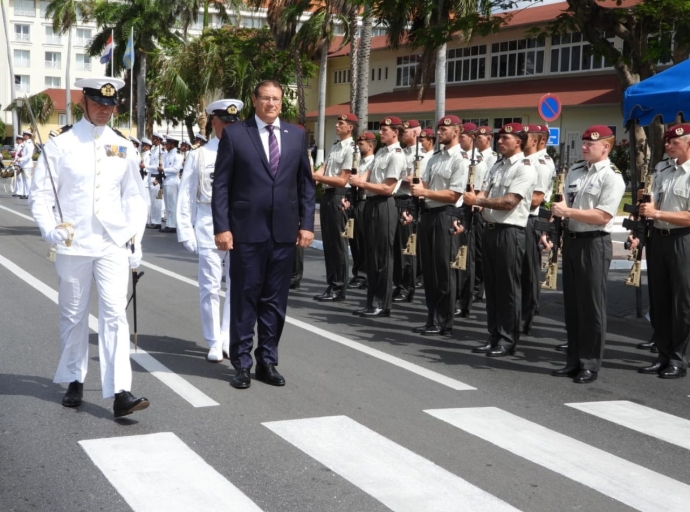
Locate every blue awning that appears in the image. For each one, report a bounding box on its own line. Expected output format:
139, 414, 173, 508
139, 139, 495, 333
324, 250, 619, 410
623, 59, 690, 126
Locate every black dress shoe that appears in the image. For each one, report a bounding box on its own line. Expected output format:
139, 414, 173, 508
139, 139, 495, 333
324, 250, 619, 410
255, 364, 286, 386
650, 345, 659, 354
473, 295, 484, 303
415, 279, 424, 289
573, 370, 598, 384
555, 342, 568, 352
146, 223, 161, 229
62, 381, 83, 407
638, 361, 666, 375
472, 342, 492, 354
636, 341, 655, 350
352, 307, 372, 316
455, 308, 469, 318
392, 294, 413, 303
160, 227, 176, 233
421, 326, 452, 336
313, 289, 333, 301
659, 365, 687, 379
351, 281, 367, 289
113, 391, 150, 418
391, 287, 402, 299
486, 345, 515, 357
231, 368, 251, 389
551, 367, 580, 378
318, 292, 345, 302
413, 324, 432, 333
289, 282, 301, 290
360, 308, 390, 318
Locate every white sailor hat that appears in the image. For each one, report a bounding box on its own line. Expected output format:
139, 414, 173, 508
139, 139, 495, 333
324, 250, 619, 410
165, 135, 179, 143
194, 133, 208, 142
22, 130, 33, 137
206, 99, 243, 122
74, 77, 125, 106
152, 132, 164, 140
141, 137, 152, 146
129, 135, 141, 145
180, 138, 190, 146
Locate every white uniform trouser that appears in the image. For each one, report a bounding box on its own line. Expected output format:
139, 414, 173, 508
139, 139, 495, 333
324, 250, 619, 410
12, 170, 20, 195
15, 169, 27, 196
54, 248, 132, 398
198, 248, 230, 350
163, 184, 178, 228
22, 167, 32, 197
148, 183, 163, 224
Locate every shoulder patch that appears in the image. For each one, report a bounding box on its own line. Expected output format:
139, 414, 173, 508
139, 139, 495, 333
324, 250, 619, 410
112, 128, 128, 141
609, 162, 621, 174
544, 154, 552, 160
523, 158, 531, 165
462, 152, 468, 159
476, 155, 483, 162
538, 158, 546, 165
395, 148, 402, 153
492, 151, 497, 156
56, 124, 73, 136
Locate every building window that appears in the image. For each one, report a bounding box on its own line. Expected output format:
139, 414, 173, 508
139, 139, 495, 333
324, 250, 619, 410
75, 28, 92, 47
493, 117, 523, 129
14, 49, 30, 68
14, 0, 36, 17
45, 25, 61, 44
76, 53, 91, 71
14, 24, 31, 42
490, 38, 545, 78
462, 118, 490, 127
550, 32, 614, 73
58, 114, 67, 125
371, 67, 388, 82
15, 75, 30, 93
45, 76, 61, 88
368, 121, 380, 131
45, 51, 61, 69
447, 45, 487, 83
333, 69, 351, 84
239, 17, 265, 28
396, 54, 421, 87
372, 25, 387, 37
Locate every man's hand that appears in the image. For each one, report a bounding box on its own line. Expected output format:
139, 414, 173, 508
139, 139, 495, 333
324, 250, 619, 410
139, 162, 145, 169
183, 239, 198, 253
341, 197, 351, 210
349, 174, 364, 187
639, 200, 656, 218
129, 246, 143, 269
400, 211, 414, 226
297, 230, 314, 248
45, 227, 71, 245
215, 231, 233, 251
410, 181, 426, 198
463, 185, 478, 207
539, 234, 553, 253
627, 233, 640, 250
550, 200, 569, 218
451, 219, 464, 235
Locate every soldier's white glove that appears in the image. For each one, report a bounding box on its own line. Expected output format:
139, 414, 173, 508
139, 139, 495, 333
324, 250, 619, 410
129, 246, 143, 269
183, 239, 198, 253
45, 227, 71, 245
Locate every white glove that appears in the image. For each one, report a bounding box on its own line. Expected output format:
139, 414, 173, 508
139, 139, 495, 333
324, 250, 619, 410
183, 239, 198, 253
45, 227, 71, 245
129, 246, 143, 269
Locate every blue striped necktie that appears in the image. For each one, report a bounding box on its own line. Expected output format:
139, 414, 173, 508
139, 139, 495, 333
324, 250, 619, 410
266, 125, 280, 176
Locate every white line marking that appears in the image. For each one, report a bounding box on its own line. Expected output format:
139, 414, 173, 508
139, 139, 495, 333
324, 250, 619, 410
0, 253, 218, 408
0, 203, 34, 221
426, 407, 690, 512
79, 432, 263, 512
141, 262, 476, 391
566, 400, 690, 451
264, 415, 520, 512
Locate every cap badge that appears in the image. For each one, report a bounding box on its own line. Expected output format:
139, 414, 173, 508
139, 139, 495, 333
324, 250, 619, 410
505, 125, 513, 133
384, 118, 391, 125
443, 118, 451, 126
676, 127, 684, 136
403, 121, 410, 128
100, 84, 116, 97
591, 132, 600, 140
524, 126, 530, 132
227, 104, 238, 115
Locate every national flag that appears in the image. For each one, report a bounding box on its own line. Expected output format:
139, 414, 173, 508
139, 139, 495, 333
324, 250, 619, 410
123, 30, 135, 70
100, 33, 113, 64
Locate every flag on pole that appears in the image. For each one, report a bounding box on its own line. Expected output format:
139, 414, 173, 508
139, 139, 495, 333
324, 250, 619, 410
123, 29, 135, 70
100, 32, 113, 64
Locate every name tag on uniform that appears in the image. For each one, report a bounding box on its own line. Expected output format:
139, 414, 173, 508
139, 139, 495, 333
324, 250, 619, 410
105, 145, 127, 158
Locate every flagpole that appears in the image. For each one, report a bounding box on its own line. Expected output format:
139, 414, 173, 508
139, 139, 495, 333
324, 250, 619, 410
110, 29, 114, 78
129, 27, 133, 133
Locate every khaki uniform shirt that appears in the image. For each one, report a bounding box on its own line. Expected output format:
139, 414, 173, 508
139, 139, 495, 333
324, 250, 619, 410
481, 148, 497, 171
481, 152, 537, 227
367, 142, 406, 197
423, 144, 467, 208
564, 158, 626, 233
527, 152, 554, 214
652, 159, 690, 230
324, 137, 354, 189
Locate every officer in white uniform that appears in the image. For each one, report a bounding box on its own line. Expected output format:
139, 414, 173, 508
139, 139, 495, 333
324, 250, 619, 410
160, 135, 184, 232
17, 130, 35, 199
177, 99, 242, 362
139, 137, 152, 183
11, 136, 24, 197
146, 133, 165, 228
29, 77, 150, 418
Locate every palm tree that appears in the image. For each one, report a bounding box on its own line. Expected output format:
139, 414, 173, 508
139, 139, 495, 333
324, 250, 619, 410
1, 0, 19, 136
45, 0, 90, 126
355, 6, 373, 134
7, 93, 56, 128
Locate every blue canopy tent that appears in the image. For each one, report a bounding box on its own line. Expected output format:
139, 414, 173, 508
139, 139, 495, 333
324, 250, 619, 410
624, 59, 690, 126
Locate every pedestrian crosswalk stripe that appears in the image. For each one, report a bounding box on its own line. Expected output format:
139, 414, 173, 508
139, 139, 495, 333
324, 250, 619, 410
566, 400, 690, 451
264, 415, 521, 512
425, 407, 690, 512
79, 432, 263, 512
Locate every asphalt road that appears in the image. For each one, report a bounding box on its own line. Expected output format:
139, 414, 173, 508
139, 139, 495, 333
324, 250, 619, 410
1, 193, 689, 512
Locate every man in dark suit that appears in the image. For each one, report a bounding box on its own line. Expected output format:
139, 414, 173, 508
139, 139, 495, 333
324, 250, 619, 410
212, 80, 316, 389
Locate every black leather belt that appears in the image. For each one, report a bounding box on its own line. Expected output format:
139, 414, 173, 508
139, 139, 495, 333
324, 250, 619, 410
421, 205, 453, 215
324, 187, 349, 195
567, 230, 609, 239
367, 195, 390, 203
486, 223, 524, 230
653, 227, 690, 236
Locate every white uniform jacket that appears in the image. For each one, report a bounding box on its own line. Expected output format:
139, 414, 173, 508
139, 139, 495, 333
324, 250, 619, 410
30, 118, 148, 256
18, 140, 34, 169
177, 138, 218, 249
163, 147, 183, 187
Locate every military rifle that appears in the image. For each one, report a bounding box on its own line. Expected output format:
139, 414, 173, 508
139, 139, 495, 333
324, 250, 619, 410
401, 141, 422, 256
451, 140, 478, 270
341, 143, 360, 239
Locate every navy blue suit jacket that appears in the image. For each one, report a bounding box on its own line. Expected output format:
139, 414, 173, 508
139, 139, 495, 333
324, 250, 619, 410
212, 117, 316, 244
